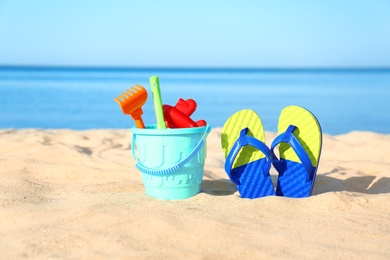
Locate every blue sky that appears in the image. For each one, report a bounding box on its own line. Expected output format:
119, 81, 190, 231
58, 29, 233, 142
0, 0, 390, 67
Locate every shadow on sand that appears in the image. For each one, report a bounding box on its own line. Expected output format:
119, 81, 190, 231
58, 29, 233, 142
201, 169, 390, 197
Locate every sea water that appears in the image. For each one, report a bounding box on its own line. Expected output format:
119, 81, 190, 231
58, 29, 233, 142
0, 66, 389, 135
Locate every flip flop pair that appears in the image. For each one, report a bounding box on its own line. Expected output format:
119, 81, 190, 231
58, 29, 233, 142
221, 106, 322, 199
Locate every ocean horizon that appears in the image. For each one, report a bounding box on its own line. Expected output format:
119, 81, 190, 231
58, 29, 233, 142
1, 66, 389, 135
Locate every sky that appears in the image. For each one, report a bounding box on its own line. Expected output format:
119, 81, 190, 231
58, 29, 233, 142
0, 0, 390, 68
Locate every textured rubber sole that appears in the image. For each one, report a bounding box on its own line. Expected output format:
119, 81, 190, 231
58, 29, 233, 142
221, 109, 275, 198
275, 106, 322, 197
221, 109, 266, 169
278, 106, 322, 166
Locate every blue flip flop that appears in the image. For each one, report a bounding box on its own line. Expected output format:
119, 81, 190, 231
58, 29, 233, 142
221, 110, 275, 199
271, 106, 322, 198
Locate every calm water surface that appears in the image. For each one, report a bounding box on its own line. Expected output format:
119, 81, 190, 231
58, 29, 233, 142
1, 67, 389, 134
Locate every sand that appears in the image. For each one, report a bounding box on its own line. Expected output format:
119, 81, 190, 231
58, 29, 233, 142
0, 128, 389, 259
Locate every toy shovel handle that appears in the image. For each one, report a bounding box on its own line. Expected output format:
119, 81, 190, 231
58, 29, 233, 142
149, 76, 167, 129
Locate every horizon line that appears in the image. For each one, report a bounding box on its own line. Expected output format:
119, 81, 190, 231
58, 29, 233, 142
1, 64, 390, 72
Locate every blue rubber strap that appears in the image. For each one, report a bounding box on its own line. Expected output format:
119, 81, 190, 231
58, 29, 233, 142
225, 128, 273, 185
271, 125, 314, 182
131, 125, 211, 176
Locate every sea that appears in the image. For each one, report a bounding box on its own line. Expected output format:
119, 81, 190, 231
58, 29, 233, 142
1, 66, 389, 135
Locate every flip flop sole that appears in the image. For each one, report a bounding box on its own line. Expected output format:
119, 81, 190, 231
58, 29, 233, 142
276, 106, 322, 197
231, 160, 275, 198
221, 109, 275, 198
221, 110, 266, 169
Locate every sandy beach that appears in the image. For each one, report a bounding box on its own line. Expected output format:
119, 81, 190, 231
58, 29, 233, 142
0, 128, 389, 259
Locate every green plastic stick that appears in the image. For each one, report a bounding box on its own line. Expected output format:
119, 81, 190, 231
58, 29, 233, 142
149, 76, 167, 129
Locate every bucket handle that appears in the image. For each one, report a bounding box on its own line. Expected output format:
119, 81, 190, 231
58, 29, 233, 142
131, 125, 211, 176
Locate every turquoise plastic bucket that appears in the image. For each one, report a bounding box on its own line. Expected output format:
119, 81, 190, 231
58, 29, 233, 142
131, 125, 211, 200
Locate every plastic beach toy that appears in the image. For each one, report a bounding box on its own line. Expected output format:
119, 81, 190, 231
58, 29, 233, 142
163, 98, 207, 128
149, 76, 167, 129
131, 125, 211, 200
221, 110, 275, 199
113, 84, 148, 128
271, 105, 322, 198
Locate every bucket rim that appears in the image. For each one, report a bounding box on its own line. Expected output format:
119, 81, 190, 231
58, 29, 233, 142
131, 124, 211, 135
